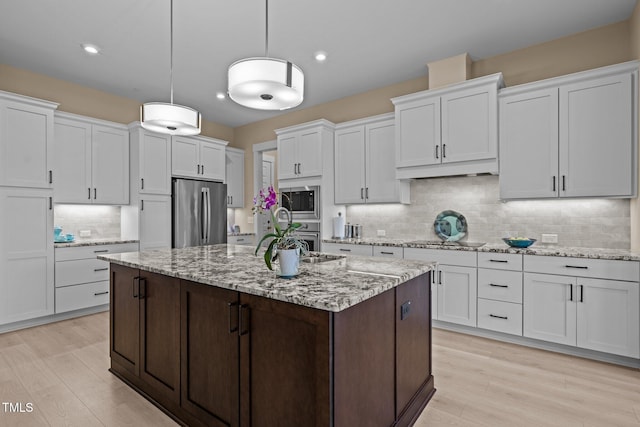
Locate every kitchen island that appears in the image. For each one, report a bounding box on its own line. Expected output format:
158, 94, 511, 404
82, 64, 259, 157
100, 244, 436, 427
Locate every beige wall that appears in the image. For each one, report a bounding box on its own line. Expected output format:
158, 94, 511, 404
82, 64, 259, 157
233, 19, 633, 233
0, 64, 234, 142
630, 2, 640, 251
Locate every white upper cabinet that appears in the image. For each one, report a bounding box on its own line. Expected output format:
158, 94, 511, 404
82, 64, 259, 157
172, 135, 227, 182
54, 113, 129, 204
130, 124, 172, 196
225, 147, 244, 208
392, 73, 503, 179
276, 119, 334, 180
499, 61, 638, 199
0, 91, 58, 189
334, 114, 409, 204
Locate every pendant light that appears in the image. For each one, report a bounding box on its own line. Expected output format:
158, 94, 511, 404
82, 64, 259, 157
227, 0, 304, 110
141, 0, 201, 136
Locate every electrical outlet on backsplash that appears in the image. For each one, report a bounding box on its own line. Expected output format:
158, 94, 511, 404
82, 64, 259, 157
345, 175, 631, 249
54, 205, 122, 240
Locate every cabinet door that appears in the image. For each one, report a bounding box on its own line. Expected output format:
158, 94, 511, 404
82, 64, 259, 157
499, 88, 559, 199
277, 134, 298, 179
523, 273, 577, 346
559, 73, 634, 197
437, 265, 477, 327
334, 126, 366, 204
139, 271, 180, 404
110, 264, 140, 376
225, 150, 244, 207
239, 293, 331, 427
181, 281, 239, 427
172, 136, 199, 178
139, 196, 172, 251
139, 130, 171, 195
297, 129, 323, 178
53, 118, 92, 203
200, 142, 225, 181
365, 119, 398, 203
576, 278, 640, 358
0, 100, 54, 188
441, 85, 496, 163
0, 188, 54, 324
395, 97, 440, 168
92, 125, 129, 204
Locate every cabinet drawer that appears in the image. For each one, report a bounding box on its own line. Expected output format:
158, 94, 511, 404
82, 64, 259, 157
55, 243, 139, 261
478, 268, 523, 303
228, 235, 255, 246
373, 246, 404, 258
478, 252, 522, 271
477, 299, 522, 336
404, 247, 476, 267
524, 255, 640, 282
55, 280, 109, 313
55, 258, 110, 287
322, 242, 373, 256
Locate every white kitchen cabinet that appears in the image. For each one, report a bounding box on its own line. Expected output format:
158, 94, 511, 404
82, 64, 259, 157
321, 242, 373, 256
334, 114, 409, 204
121, 194, 172, 251
130, 124, 172, 196
54, 242, 138, 313
0, 91, 58, 189
172, 135, 227, 181
225, 147, 244, 207
392, 73, 503, 179
372, 245, 404, 258
276, 119, 334, 180
228, 234, 255, 246
499, 61, 638, 199
404, 247, 477, 326
0, 187, 54, 325
54, 113, 129, 204
524, 255, 640, 358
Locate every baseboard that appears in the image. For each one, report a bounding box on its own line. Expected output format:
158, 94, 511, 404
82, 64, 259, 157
0, 304, 108, 334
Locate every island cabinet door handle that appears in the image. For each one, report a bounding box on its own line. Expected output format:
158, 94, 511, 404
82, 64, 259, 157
239, 304, 250, 336
132, 277, 140, 298
228, 302, 239, 333
139, 278, 147, 299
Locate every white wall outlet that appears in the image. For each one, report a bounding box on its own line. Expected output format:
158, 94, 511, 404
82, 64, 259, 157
541, 233, 558, 244
79, 230, 91, 237
377, 230, 386, 237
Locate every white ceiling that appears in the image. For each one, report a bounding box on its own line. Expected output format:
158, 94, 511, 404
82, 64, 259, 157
0, 0, 636, 128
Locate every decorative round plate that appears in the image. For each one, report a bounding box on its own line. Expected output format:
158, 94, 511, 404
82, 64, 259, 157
434, 210, 467, 242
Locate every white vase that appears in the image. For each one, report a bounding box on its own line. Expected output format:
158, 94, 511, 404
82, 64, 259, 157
277, 248, 299, 277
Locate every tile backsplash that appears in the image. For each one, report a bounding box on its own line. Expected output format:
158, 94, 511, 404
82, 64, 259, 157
345, 175, 630, 249
54, 205, 122, 239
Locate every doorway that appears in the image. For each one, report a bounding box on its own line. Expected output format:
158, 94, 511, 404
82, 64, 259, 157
252, 140, 277, 241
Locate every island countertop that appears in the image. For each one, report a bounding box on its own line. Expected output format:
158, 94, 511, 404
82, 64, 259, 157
99, 244, 436, 312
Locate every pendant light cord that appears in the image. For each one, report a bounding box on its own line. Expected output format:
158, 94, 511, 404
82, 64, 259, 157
170, 0, 174, 104
265, 0, 269, 57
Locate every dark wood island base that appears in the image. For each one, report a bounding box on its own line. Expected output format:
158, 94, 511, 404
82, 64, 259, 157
108, 261, 434, 427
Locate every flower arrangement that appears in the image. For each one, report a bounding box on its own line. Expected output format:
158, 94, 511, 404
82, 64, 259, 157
253, 186, 309, 270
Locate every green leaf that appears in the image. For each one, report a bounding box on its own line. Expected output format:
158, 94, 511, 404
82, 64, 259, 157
264, 239, 278, 270
254, 232, 279, 255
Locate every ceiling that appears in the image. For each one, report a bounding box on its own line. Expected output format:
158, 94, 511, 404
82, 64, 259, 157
1, 0, 637, 128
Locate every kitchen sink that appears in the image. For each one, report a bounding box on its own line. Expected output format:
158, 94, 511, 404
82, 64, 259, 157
301, 253, 345, 263
406, 240, 486, 248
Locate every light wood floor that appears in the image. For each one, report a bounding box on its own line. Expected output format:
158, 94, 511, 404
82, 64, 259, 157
0, 313, 639, 426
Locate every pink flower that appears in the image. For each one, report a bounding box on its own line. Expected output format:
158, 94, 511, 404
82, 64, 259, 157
264, 186, 278, 210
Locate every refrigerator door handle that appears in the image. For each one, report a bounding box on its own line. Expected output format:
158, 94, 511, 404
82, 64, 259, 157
201, 188, 207, 243
203, 187, 211, 244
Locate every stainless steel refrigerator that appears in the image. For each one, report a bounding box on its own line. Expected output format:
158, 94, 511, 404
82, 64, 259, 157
172, 178, 227, 248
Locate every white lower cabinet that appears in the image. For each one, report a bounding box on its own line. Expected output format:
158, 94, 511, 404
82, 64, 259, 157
139, 196, 171, 251
322, 242, 373, 256
0, 187, 54, 324
228, 235, 255, 246
477, 299, 523, 336
524, 261, 640, 358
54, 242, 138, 313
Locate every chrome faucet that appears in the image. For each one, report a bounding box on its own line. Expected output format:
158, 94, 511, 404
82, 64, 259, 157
273, 207, 292, 227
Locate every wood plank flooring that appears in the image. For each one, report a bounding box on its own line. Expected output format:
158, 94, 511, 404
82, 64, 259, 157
0, 312, 639, 426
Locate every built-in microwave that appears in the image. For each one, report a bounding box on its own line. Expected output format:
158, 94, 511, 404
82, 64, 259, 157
279, 186, 320, 220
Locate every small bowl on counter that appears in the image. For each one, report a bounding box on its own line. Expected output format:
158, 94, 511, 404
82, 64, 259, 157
502, 237, 536, 248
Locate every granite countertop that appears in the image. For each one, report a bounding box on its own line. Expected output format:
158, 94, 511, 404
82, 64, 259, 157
54, 239, 139, 249
99, 244, 436, 312
323, 238, 640, 261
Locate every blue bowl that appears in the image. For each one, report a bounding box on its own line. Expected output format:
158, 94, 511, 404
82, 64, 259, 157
503, 237, 536, 248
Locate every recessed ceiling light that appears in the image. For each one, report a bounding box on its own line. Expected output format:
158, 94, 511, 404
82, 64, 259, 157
81, 44, 100, 55
314, 51, 327, 62
216, 92, 226, 100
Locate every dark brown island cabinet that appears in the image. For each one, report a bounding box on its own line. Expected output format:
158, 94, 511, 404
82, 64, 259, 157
109, 263, 435, 427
